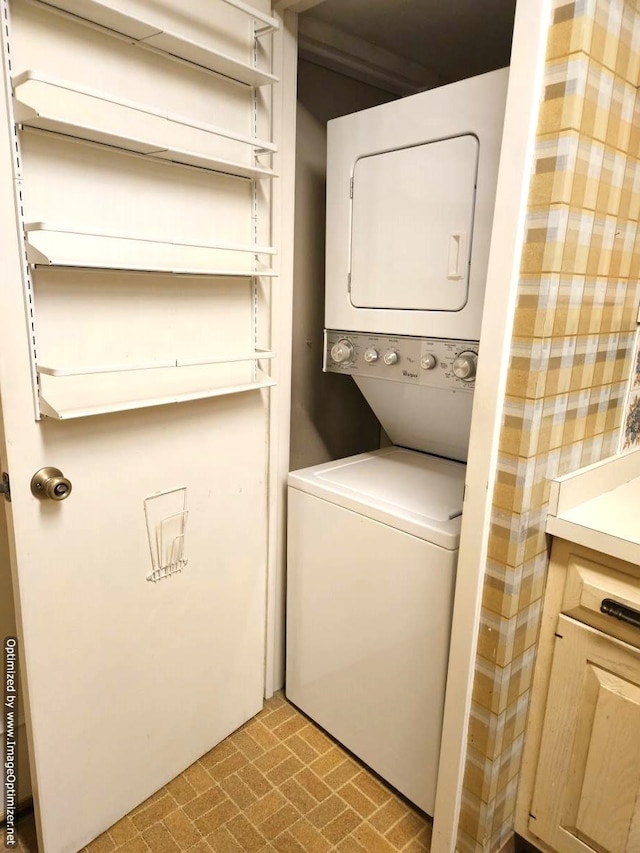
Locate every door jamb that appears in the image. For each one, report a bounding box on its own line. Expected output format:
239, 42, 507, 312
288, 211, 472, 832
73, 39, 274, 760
431, 1, 550, 850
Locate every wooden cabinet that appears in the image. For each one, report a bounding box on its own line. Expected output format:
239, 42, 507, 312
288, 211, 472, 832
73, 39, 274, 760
529, 616, 640, 853
516, 541, 640, 853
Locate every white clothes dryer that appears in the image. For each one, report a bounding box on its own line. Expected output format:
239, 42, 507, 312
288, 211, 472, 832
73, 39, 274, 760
286, 447, 465, 815
325, 67, 509, 342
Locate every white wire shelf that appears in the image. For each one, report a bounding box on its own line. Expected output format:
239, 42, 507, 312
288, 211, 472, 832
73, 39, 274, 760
13, 73, 277, 180
38, 365, 276, 420
37, 351, 275, 376
37, 0, 279, 86
25, 223, 277, 276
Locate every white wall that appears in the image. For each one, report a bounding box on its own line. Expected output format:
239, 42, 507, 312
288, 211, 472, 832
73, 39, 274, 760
289, 60, 396, 471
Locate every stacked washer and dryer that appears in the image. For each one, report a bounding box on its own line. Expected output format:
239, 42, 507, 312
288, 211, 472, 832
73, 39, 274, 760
286, 69, 509, 815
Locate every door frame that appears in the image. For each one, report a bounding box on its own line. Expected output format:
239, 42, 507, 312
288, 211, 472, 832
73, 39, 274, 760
264, 6, 299, 696
425, 1, 551, 849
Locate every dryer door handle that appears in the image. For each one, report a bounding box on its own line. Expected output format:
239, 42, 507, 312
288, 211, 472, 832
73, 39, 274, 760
447, 231, 467, 280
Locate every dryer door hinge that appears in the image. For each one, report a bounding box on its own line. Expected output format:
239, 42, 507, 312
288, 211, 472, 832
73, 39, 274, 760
1, 472, 11, 502
349, 178, 354, 199
347, 272, 351, 292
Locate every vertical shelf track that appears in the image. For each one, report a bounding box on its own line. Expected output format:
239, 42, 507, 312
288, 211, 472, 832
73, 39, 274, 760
1, 0, 40, 418
253, 26, 259, 383
252, 15, 265, 385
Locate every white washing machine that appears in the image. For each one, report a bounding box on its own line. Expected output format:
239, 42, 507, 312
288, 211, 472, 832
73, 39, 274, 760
286, 447, 464, 814
286, 69, 508, 815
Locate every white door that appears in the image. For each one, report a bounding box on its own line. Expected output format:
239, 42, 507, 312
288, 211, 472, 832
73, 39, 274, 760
0, 0, 278, 850
349, 134, 479, 312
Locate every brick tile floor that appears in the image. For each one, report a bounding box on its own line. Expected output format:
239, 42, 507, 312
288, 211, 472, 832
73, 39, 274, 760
1, 694, 432, 851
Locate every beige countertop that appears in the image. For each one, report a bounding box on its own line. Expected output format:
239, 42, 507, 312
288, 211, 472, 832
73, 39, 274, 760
546, 450, 640, 565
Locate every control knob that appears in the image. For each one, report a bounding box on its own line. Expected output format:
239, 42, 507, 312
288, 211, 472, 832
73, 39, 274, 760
330, 339, 354, 365
420, 354, 437, 370
452, 351, 478, 382
363, 347, 379, 364
383, 349, 398, 366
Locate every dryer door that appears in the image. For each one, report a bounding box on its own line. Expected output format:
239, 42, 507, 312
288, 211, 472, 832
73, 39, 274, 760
349, 134, 478, 312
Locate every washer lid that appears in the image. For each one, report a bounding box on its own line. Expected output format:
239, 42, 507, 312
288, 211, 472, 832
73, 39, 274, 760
288, 447, 466, 550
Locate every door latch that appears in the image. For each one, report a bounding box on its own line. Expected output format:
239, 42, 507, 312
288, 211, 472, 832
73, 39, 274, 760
0, 472, 10, 502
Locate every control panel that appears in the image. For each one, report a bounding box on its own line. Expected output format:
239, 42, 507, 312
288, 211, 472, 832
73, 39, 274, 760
324, 330, 478, 391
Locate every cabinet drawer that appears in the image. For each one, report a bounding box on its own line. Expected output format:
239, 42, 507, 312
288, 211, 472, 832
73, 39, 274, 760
563, 556, 640, 648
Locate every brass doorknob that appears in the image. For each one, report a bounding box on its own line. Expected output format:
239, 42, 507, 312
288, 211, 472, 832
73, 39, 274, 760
31, 467, 72, 501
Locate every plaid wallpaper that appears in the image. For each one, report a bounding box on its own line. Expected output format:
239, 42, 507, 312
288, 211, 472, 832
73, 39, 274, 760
456, 1, 640, 850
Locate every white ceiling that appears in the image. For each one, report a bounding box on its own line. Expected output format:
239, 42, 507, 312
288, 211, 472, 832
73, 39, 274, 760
302, 0, 517, 88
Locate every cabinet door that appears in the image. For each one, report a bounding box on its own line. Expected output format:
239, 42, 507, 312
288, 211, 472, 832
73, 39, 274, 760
530, 616, 640, 853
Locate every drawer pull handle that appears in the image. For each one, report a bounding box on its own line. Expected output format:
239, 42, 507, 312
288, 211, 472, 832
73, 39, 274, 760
600, 599, 640, 629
